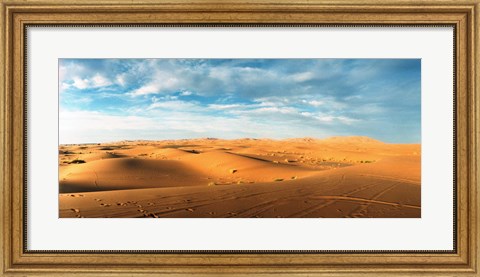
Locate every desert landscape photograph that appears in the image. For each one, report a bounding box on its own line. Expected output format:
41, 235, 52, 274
59, 58, 421, 218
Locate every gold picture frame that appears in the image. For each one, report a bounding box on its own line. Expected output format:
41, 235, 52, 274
1, 0, 478, 275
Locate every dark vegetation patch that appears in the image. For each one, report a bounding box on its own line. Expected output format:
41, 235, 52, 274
68, 159, 86, 164
183, 149, 201, 154
99, 145, 129, 150
360, 160, 375, 164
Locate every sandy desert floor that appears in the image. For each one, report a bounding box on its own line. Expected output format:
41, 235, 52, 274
59, 136, 420, 218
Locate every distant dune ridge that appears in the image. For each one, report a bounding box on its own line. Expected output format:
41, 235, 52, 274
59, 136, 421, 218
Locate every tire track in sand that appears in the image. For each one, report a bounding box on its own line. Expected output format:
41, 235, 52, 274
287, 178, 379, 217
348, 183, 400, 217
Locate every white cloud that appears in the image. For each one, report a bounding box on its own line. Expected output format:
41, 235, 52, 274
71, 77, 90, 89
58, 62, 87, 91
208, 104, 245, 110
147, 100, 199, 111
131, 84, 160, 96
92, 73, 112, 87
301, 99, 324, 107
255, 106, 298, 114
209, 67, 232, 81
129, 71, 181, 96
336, 116, 360, 124
63, 74, 112, 91
180, 90, 193, 96
303, 113, 360, 125
256, 101, 278, 107
115, 74, 126, 86
291, 71, 314, 82
160, 77, 180, 90
228, 105, 299, 117
60, 82, 71, 91
237, 67, 278, 84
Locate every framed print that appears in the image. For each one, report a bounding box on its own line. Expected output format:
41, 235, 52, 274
1, 0, 478, 276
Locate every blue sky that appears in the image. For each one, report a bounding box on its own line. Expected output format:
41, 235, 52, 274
59, 59, 421, 144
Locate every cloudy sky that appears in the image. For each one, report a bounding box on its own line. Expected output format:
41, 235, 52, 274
59, 59, 421, 144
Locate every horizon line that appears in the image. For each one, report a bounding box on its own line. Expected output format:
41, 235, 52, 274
59, 135, 421, 146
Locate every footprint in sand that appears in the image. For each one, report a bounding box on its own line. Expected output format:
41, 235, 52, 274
71, 208, 80, 213
94, 198, 102, 202
147, 203, 154, 206
208, 212, 216, 215
186, 208, 195, 212
100, 203, 111, 207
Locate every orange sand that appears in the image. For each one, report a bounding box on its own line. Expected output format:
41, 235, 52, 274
59, 137, 420, 218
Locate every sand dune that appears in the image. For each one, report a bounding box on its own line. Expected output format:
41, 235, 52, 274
180, 150, 317, 183
59, 137, 420, 218
60, 158, 209, 193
